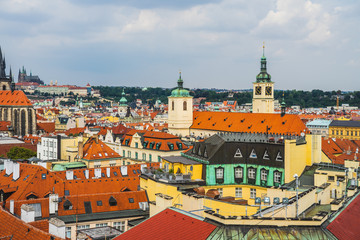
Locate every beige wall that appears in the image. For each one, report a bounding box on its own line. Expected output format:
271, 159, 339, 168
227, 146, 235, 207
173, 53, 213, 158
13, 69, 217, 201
252, 82, 274, 114
168, 96, 193, 136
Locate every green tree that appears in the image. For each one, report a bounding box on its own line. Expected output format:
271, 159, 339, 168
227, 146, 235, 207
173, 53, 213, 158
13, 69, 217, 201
7, 147, 36, 160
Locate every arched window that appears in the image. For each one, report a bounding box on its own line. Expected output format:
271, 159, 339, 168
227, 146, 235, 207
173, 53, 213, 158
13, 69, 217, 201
2, 85, 6, 90
183, 101, 187, 111
172, 101, 174, 111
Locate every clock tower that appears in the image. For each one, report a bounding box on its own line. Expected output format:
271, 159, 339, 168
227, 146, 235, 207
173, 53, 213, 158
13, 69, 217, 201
252, 44, 274, 113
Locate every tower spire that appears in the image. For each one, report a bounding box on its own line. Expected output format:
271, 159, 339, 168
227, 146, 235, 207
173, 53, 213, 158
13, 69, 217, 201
177, 70, 183, 89
263, 41, 265, 57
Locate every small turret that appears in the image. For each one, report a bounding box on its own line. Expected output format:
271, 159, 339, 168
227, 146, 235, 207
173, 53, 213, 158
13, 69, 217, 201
281, 92, 286, 117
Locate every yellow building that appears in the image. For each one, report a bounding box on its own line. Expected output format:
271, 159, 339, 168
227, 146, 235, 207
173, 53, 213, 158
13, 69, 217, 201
329, 120, 360, 140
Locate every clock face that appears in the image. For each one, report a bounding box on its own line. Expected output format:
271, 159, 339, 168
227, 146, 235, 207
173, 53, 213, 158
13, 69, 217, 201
255, 86, 262, 95
265, 86, 272, 96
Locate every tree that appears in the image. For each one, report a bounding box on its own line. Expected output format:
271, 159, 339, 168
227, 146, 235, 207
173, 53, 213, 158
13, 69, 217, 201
7, 147, 36, 160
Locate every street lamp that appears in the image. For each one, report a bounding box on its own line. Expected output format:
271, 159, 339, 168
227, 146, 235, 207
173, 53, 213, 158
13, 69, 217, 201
294, 174, 299, 218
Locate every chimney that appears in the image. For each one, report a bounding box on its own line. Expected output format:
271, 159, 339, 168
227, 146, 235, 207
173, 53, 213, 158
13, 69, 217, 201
66, 170, 74, 180
21, 204, 35, 223
85, 169, 89, 179
94, 168, 101, 178
106, 168, 110, 178
49, 194, 59, 215
78, 141, 83, 159
141, 164, 147, 173
10, 200, 14, 214
120, 166, 128, 176
95, 136, 99, 144
4, 160, 13, 175
12, 162, 20, 181
49, 218, 66, 239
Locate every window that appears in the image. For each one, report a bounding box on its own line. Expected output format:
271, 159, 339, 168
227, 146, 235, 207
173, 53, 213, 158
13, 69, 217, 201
347, 131, 349, 136
336, 130, 339, 135
217, 188, 223, 197
263, 150, 270, 160
128, 151, 131, 158
42, 173, 46, 179
78, 225, 90, 230
215, 167, 224, 184
156, 142, 161, 150
129, 198, 134, 203
135, 142, 138, 148
149, 154, 152, 162
332, 130, 334, 135
96, 223, 108, 227
114, 221, 126, 232
248, 168, 256, 179
234, 167, 243, 178
204, 148, 208, 158
261, 169, 268, 181
340, 130, 343, 135
274, 171, 282, 183
250, 188, 256, 199
64, 190, 70, 196
97, 201, 103, 206
249, 149, 257, 158
235, 188, 242, 198
135, 152, 138, 159
183, 101, 187, 111
109, 196, 117, 206
29, 203, 42, 217
123, 150, 125, 156
158, 156, 161, 162
172, 101, 174, 111
234, 148, 242, 158
66, 227, 71, 238
142, 153, 146, 160
275, 152, 283, 161
328, 176, 335, 181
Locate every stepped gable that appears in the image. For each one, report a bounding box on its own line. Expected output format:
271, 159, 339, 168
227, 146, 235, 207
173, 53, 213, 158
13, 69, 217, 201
0, 90, 32, 106
82, 137, 121, 160
0, 206, 63, 240
191, 112, 308, 136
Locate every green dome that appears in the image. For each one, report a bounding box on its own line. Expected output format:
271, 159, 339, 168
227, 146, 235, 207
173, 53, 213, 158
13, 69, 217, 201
119, 88, 128, 106
256, 72, 271, 82
171, 88, 190, 97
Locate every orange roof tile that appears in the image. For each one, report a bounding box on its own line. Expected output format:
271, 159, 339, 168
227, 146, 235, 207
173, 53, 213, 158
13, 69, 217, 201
0, 121, 11, 131
0, 90, 32, 106
37, 122, 55, 133
191, 112, 308, 135
82, 137, 121, 160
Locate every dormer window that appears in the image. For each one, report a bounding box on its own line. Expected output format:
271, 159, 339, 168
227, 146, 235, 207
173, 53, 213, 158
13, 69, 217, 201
63, 199, 73, 210
168, 143, 174, 150
109, 196, 117, 206
276, 152, 283, 161
263, 150, 270, 160
249, 149, 257, 159
156, 142, 161, 150
198, 147, 202, 156
177, 142, 183, 150
204, 148, 208, 158
234, 148, 242, 158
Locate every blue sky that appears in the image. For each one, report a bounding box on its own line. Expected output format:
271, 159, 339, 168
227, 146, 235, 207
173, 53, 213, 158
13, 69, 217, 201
0, 0, 359, 91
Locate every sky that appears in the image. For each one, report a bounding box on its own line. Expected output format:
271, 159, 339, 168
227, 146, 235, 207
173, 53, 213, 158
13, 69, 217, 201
0, 0, 359, 91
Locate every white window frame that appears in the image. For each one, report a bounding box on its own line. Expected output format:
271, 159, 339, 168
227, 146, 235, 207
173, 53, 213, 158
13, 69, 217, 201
235, 187, 242, 198
250, 188, 256, 199
274, 171, 281, 183
65, 227, 71, 238
234, 167, 243, 178
249, 149, 257, 158
261, 169, 268, 181
113, 221, 126, 232
248, 168, 256, 179
216, 168, 224, 179
234, 148, 242, 158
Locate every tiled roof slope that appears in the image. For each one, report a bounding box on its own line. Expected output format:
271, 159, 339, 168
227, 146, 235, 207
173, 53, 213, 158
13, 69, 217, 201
37, 122, 55, 133
0, 206, 63, 240
327, 193, 360, 240
113, 208, 216, 240
322, 137, 360, 164
122, 130, 188, 151
0, 121, 11, 131
82, 137, 121, 160
191, 112, 308, 135
0, 90, 32, 106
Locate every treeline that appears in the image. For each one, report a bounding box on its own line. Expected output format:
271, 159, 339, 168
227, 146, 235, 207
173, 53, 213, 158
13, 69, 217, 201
94, 86, 360, 108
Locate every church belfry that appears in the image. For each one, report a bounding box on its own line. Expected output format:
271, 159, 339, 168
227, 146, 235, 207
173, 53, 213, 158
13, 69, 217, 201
167, 72, 193, 137
252, 43, 274, 113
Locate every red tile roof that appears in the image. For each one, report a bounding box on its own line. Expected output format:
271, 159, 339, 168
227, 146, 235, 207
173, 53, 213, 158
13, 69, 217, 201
113, 208, 216, 240
0, 121, 11, 131
65, 127, 86, 136
82, 137, 121, 160
0, 90, 32, 106
191, 112, 308, 135
37, 122, 55, 133
327, 193, 360, 240
0, 206, 63, 240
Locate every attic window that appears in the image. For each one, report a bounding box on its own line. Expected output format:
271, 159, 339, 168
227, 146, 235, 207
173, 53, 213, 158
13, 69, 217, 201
192, 145, 196, 154
263, 150, 270, 160
129, 198, 134, 203
104, 153, 108, 156
101, 173, 105, 177
23, 175, 30, 181
234, 148, 243, 158
156, 142, 162, 150
143, 141, 148, 148
249, 149, 257, 158
176, 142, 183, 149
64, 190, 70, 196
42, 173, 46, 179
109, 196, 117, 206
168, 143, 174, 150
276, 152, 283, 161
97, 201, 103, 206
198, 147, 202, 156
99, 153, 102, 157
204, 148, 208, 158
113, 172, 118, 176
137, 169, 141, 174
125, 139, 130, 146
63, 199, 73, 210
133, 170, 136, 174
149, 142, 155, 149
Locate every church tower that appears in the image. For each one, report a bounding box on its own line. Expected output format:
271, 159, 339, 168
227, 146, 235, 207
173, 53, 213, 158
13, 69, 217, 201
168, 72, 193, 137
252, 44, 274, 113
118, 88, 128, 114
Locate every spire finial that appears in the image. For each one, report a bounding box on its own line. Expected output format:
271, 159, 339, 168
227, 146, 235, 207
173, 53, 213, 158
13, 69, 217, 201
179, 69, 182, 80
263, 41, 265, 57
